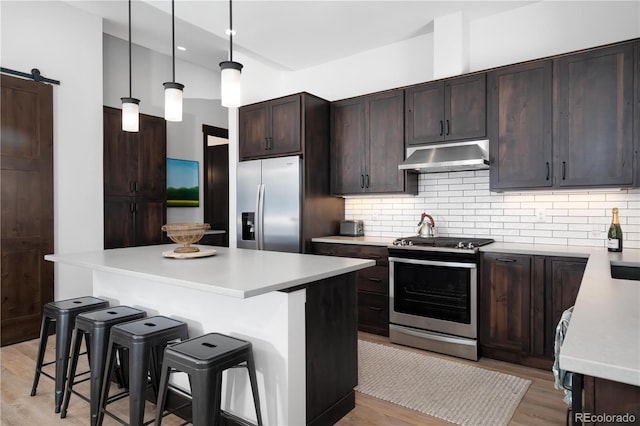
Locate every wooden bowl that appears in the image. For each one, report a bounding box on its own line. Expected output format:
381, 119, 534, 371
161, 223, 211, 253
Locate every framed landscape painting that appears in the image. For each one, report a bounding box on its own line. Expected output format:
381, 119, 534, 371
167, 158, 199, 207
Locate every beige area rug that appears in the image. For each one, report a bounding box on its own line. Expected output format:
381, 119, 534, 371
356, 340, 531, 426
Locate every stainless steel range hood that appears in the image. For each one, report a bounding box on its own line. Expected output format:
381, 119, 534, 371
399, 141, 490, 173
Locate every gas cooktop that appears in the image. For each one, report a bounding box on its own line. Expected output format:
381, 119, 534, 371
391, 236, 495, 250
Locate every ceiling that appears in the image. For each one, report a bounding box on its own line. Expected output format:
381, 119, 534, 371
67, 1, 536, 72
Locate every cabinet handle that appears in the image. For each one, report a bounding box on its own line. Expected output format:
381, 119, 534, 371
546, 162, 550, 181
365, 174, 370, 188
367, 306, 383, 312
446, 119, 450, 135
562, 161, 566, 180
269, 137, 273, 150
133, 181, 137, 192
264, 137, 269, 150
360, 174, 365, 188
439, 120, 444, 136
496, 258, 517, 263
366, 277, 382, 282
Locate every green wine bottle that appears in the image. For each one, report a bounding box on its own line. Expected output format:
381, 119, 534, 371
607, 208, 623, 252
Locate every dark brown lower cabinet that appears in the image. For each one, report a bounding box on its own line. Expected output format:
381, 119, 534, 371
480, 252, 586, 370
313, 242, 389, 336
104, 197, 165, 249
582, 376, 640, 425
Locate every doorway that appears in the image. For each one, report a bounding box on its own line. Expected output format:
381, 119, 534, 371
0, 74, 54, 346
202, 125, 229, 247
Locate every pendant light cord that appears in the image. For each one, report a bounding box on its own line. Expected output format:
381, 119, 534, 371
229, 0, 233, 61
171, 0, 176, 82
128, 0, 132, 97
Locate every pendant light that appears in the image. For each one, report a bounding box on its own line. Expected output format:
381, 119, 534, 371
121, 0, 140, 132
219, 0, 243, 108
163, 0, 184, 121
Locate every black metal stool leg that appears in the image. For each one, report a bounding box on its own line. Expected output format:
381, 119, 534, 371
60, 326, 85, 418
30, 316, 53, 397
191, 368, 217, 426
129, 343, 152, 426
97, 339, 119, 426
246, 352, 263, 426
54, 313, 75, 413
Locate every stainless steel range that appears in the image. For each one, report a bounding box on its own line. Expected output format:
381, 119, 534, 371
388, 236, 494, 361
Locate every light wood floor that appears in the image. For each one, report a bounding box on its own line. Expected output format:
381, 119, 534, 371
1, 332, 568, 425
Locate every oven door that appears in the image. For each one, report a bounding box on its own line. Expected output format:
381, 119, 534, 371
389, 256, 477, 339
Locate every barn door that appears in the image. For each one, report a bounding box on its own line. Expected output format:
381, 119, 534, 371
1, 74, 54, 346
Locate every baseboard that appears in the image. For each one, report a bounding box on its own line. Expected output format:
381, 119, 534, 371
307, 390, 355, 426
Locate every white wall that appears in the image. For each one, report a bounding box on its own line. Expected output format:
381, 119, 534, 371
102, 34, 228, 224
469, 1, 640, 71
1, 1, 104, 299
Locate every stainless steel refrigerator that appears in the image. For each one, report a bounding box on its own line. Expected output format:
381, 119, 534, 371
237, 155, 302, 253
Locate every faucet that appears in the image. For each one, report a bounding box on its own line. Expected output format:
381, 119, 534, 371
417, 213, 436, 237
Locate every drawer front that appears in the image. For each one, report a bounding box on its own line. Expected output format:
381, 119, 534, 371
357, 266, 389, 294
313, 242, 388, 266
358, 291, 389, 336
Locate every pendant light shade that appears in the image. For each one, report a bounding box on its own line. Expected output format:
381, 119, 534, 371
122, 0, 140, 132
220, 61, 242, 108
121, 97, 140, 132
163, 82, 184, 122
163, 0, 184, 122
220, 0, 243, 108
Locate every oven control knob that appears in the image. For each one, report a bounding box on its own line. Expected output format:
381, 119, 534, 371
467, 242, 475, 249
456, 242, 465, 249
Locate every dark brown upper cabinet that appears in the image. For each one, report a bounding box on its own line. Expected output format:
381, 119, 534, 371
103, 106, 166, 249
104, 108, 166, 200
489, 60, 553, 191
555, 42, 634, 188
405, 73, 486, 146
239, 93, 301, 160
331, 89, 417, 195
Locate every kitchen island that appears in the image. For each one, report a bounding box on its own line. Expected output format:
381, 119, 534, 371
45, 245, 375, 426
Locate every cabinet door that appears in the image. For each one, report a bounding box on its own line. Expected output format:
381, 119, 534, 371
545, 257, 586, 357
134, 199, 166, 246
331, 98, 367, 194
405, 81, 445, 145
103, 107, 137, 197
136, 114, 166, 199
480, 253, 532, 353
269, 94, 301, 157
557, 43, 634, 187
446, 73, 487, 141
104, 197, 135, 249
489, 61, 553, 190
239, 102, 268, 160
366, 90, 406, 193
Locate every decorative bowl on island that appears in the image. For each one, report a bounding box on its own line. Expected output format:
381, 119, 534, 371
161, 223, 210, 253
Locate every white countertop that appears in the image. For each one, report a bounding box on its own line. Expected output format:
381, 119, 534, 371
312, 236, 395, 246
45, 245, 375, 299
312, 235, 640, 386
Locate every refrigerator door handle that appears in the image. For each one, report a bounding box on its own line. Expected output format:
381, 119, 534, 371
257, 183, 266, 250
254, 183, 262, 250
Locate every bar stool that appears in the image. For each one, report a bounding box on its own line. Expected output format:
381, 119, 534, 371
97, 316, 189, 426
60, 305, 147, 425
30, 296, 109, 413
154, 333, 263, 426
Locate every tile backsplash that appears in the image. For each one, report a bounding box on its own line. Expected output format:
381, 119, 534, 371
344, 170, 640, 249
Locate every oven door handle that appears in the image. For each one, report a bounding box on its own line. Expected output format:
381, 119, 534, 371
389, 257, 477, 269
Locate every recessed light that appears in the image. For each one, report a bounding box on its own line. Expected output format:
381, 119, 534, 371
177, 46, 186, 51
